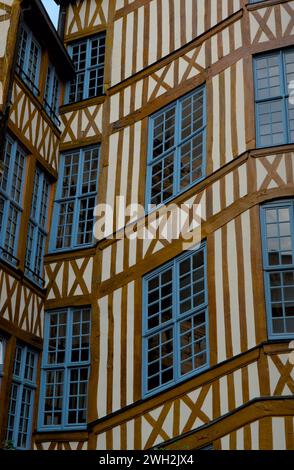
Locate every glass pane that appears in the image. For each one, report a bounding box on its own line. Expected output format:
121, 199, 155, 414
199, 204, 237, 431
150, 153, 174, 205
152, 107, 176, 160
71, 308, 91, 363
146, 327, 174, 392
255, 53, 281, 100
257, 100, 286, 147
43, 370, 64, 426
47, 312, 67, 365
67, 367, 89, 424
147, 267, 173, 331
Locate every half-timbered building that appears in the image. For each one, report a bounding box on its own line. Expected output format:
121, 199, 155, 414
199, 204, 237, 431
0, 0, 293, 450
0, 0, 74, 449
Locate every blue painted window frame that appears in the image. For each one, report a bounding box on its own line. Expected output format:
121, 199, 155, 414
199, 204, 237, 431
146, 85, 206, 210
17, 23, 41, 96
261, 199, 294, 340
0, 136, 27, 267
44, 64, 61, 127
25, 167, 50, 287
254, 48, 294, 148
0, 335, 5, 380
49, 145, 100, 253
142, 242, 209, 398
38, 308, 91, 431
65, 33, 106, 104
6, 344, 38, 449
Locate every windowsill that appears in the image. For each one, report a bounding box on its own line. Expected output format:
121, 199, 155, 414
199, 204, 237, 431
36, 425, 88, 434
0, 255, 46, 296
251, 142, 294, 157
247, 0, 291, 11
145, 174, 206, 217
142, 362, 210, 400
14, 74, 62, 135
60, 94, 106, 113
45, 244, 97, 261
268, 333, 294, 341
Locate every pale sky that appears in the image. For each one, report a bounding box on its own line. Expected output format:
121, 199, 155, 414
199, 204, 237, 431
41, 0, 59, 28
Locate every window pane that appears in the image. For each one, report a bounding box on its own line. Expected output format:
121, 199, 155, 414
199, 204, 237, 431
47, 312, 67, 365
6, 383, 19, 443
62, 153, 79, 199
180, 133, 204, 190
255, 54, 281, 100
0, 138, 26, 265
67, 367, 89, 424
25, 169, 50, 283
268, 270, 294, 335
6, 345, 37, 449
17, 387, 33, 449
71, 308, 91, 363
147, 86, 206, 207
54, 147, 100, 250
82, 147, 99, 194
180, 310, 207, 376
285, 50, 294, 89
181, 88, 205, 140
257, 100, 286, 147
43, 370, 64, 426
147, 267, 173, 331
68, 34, 105, 103
255, 49, 294, 147
265, 206, 293, 266
41, 309, 91, 428
179, 248, 206, 315
147, 327, 174, 392
17, 27, 28, 71
152, 107, 176, 160
56, 201, 75, 249
150, 153, 174, 205
27, 39, 40, 86
144, 244, 208, 395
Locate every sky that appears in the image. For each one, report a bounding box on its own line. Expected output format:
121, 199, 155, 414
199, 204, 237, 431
41, 0, 60, 28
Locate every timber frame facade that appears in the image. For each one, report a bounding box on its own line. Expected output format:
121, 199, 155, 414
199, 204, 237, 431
0, 0, 293, 451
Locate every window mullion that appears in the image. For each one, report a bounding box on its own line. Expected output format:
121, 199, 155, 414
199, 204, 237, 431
72, 150, 84, 247
23, 29, 31, 77
12, 382, 23, 447
5, 141, 16, 203
62, 310, 71, 428
175, 100, 181, 196
84, 40, 91, 101
0, 198, 9, 251
29, 175, 43, 271
49, 69, 55, 110
173, 259, 179, 383
29, 224, 38, 273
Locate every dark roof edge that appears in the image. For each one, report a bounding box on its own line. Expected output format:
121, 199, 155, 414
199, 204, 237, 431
53, 0, 73, 5
25, 0, 75, 79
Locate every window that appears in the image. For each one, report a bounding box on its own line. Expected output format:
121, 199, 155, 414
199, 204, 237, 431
66, 33, 106, 104
0, 336, 5, 383
0, 136, 26, 266
25, 167, 50, 286
6, 344, 38, 449
254, 48, 294, 147
17, 24, 41, 95
261, 200, 294, 339
50, 146, 100, 252
142, 243, 208, 397
146, 86, 206, 208
44, 64, 60, 127
39, 308, 91, 430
